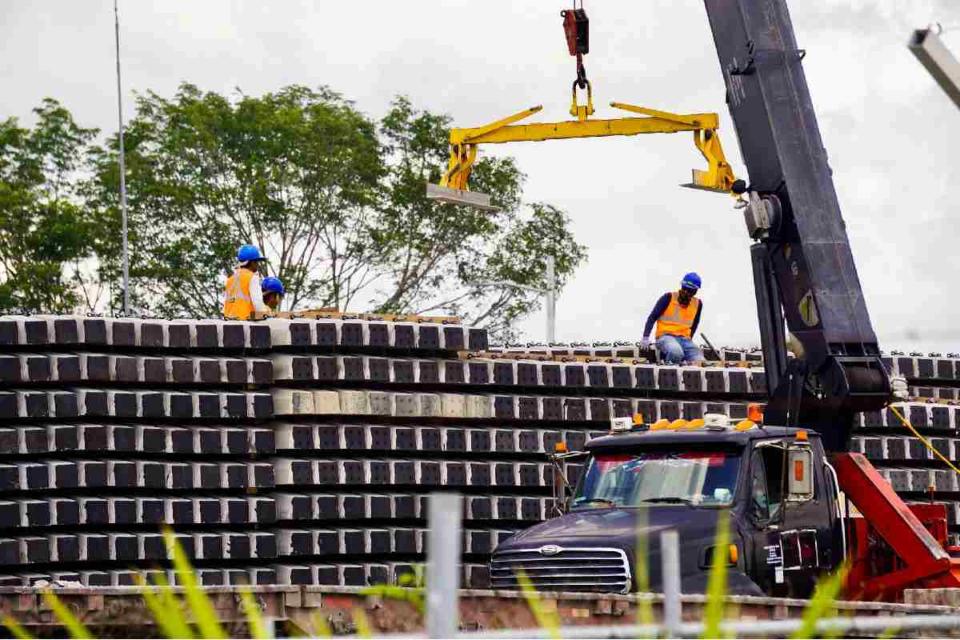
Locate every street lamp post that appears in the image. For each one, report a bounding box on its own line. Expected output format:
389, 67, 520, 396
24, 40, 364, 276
114, 0, 130, 316
544, 256, 556, 343
476, 255, 558, 343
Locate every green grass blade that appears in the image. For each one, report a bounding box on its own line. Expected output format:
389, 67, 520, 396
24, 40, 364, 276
163, 528, 226, 639
41, 591, 92, 640
701, 512, 730, 640
238, 587, 270, 639
790, 564, 848, 640
515, 568, 561, 640
153, 571, 199, 639
634, 509, 655, 627
2, 615, 33, 640
310, 611, 333, 638
351, 608, 372, 639
135, 574, 196, 639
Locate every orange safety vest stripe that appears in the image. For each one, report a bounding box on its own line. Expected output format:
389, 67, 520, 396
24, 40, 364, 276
655, 292, 700, 339
223, 269, 254, 320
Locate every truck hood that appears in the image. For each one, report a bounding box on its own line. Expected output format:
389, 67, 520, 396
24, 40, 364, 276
494, 506, 764, 596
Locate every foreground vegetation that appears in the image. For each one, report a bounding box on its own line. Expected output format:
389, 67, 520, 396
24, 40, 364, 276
0, 521, 865, 639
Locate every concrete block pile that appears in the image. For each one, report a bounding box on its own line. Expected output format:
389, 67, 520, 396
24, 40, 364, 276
0, 316, 276, 587
2, 316, 959, 587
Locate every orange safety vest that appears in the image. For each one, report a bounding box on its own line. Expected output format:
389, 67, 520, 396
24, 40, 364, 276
223, 268, 255, 320
655, 292, 700, 339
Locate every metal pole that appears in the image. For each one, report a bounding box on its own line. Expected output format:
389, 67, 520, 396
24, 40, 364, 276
459, 613, 960, 639
427, 493, 462, 638
545, 256, 556, 344
909, 27, 960, 110
660, 529, 681, 637
114, 0, 130, 316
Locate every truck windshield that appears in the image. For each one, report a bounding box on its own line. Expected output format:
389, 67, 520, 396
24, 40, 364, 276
573, 451, 740, 508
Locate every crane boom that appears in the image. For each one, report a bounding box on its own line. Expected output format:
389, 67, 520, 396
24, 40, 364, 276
703, 0, 891, 451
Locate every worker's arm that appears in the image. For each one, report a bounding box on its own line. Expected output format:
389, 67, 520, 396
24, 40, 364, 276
642, 293, 672, 338
691, 301, 703, 336
249, 274, 270, 314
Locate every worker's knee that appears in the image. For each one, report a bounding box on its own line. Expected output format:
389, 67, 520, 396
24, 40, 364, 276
656, 336, 684, 364
678, 338, 703, 363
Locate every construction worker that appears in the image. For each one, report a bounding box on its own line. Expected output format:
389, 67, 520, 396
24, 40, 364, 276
223, 244, 270, 320
641, 272, 703, 364
261, 276, 285, 313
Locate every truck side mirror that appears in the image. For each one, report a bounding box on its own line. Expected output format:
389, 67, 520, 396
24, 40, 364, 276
548, 449, 588, 516
786, 447, 814, 501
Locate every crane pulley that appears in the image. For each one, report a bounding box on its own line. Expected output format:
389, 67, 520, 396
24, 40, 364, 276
426, 3, 740, 211
561, 3, 593, 120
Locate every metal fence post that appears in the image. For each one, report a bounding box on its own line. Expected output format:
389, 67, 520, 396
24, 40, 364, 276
660, 529, 681, 638
427, 492, 462, 638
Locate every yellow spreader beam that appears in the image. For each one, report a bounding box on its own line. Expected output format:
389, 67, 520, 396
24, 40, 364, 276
428, 101, 739, 209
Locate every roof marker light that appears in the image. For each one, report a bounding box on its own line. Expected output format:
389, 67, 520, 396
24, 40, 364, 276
703, 413, 728, 430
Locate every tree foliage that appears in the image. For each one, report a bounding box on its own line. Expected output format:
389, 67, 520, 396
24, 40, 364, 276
0, 100, 100, 313
4, 87, 587, 338
373, 97, 586, 336
89, 84, 384, 317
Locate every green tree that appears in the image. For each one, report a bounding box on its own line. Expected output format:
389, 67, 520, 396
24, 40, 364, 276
374, 97, 586, 338
89, 86, 586, 336
0, 99, 101, 313
90, 83, 384, 317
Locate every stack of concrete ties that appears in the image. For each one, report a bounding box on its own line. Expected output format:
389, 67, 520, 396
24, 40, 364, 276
0, 316, 276, 586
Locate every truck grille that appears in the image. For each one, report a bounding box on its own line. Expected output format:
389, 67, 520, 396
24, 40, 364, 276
489, 546, 631, 594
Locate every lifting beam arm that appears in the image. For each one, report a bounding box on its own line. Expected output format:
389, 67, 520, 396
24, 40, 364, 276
436, 102, 737, 203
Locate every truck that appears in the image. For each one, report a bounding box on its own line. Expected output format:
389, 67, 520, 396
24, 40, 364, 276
491, 417, 840, 598
490, 0, 960, 601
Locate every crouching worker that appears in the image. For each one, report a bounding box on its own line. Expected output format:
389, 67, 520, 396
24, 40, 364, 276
261, 276, 285, 313
641, 272, 704, 364
223, 244, 271, 320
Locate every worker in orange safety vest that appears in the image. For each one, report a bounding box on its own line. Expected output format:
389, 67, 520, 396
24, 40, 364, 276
641, 272, 703, 364
223, 244, 271, 320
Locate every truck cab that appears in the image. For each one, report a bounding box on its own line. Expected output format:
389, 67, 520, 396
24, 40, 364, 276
490, 416, 845, 597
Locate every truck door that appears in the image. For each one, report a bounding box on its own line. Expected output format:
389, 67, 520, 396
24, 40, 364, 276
747, 439, 831, 597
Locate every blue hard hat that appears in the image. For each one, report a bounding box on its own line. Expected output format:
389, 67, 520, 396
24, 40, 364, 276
262, 276, 285, 296
237, 244, 265, 263
681, 272, 702, 290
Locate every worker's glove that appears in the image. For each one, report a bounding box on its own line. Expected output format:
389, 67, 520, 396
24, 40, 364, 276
640, 337, 652, 350
890, 374, 909, 401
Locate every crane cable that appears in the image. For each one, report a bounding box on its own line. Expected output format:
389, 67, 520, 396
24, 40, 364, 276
889, 404, 960, 476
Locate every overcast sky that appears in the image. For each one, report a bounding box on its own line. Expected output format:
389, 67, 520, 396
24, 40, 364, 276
3, 0, 959, 352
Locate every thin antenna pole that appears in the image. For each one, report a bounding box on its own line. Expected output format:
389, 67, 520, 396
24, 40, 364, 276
114, 0, 130, 316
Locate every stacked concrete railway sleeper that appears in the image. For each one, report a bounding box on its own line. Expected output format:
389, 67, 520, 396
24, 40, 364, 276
0, 316, 277, 587
490, 342, 960, 386
5, 314, 960, 588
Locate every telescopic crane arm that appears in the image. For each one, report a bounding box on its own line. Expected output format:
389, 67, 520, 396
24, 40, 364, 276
702, 0, 891, 451
431, 0, 892, 452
